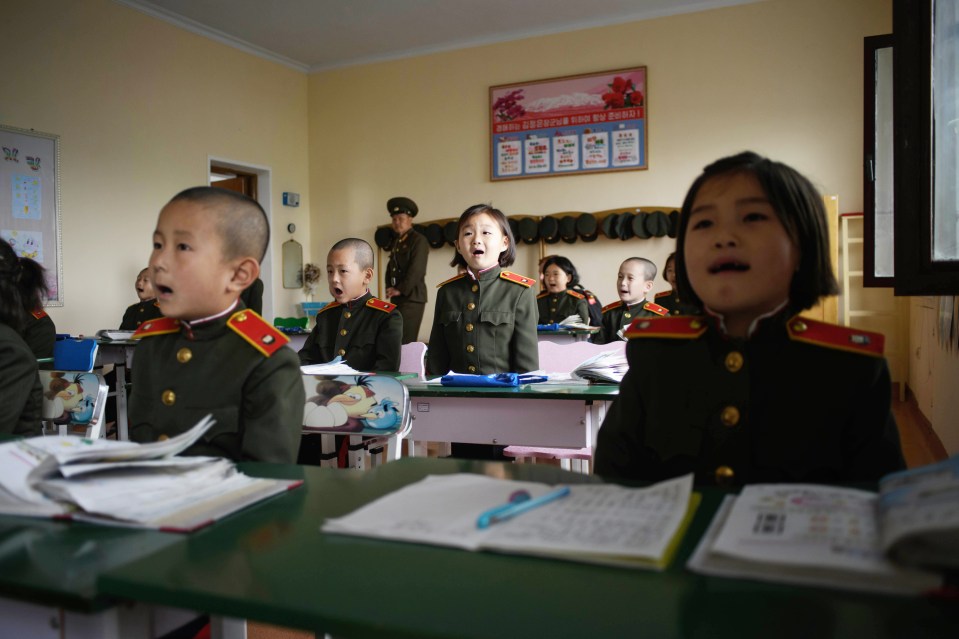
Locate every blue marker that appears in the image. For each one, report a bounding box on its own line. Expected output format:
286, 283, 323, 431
476, 486, 571, 529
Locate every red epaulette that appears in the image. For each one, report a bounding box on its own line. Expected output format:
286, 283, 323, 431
602, 300, 624, 314
367, 297, 397, 313
316, 301, 340, 316
31, 309, 48, 320
643, 301, 669, 316
227, 309, 289, 357
536, 290, 549, 299
655, 289, 673, 298
566, 289, 585, 300
787, 316, 885, 357
437, 273, 467, 288
133, 316, 181, 339
624, 316, 707, 340
500, 271, 535, 287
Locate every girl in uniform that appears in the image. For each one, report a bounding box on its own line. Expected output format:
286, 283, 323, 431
536, 255, 591, 325
0, 241, 43, 434
595, 151, 905, 485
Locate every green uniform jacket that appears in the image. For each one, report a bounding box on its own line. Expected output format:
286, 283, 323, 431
23, 310, 56, 360
594, 299, 667, 345
536, 289, 590, 325
428, 267, 539, 375
239, 278, 264, 315
297, 291, 403, 371
387, 230, 429, 304
594, 313, 905, 486
0, 323, 42, 435
120, 299, 164, 330
653, 289, 699, 317
129, 305, 304, 463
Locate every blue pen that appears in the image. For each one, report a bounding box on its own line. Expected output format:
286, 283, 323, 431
476, 486, 571, 529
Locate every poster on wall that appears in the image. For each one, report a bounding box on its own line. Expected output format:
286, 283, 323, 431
490, 67, 647, 181
0, 125, 62, 305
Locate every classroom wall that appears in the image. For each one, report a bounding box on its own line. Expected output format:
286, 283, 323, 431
5, 0, 311, 335
308, 0, 892, 339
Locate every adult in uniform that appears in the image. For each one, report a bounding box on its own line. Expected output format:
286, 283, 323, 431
594, 298, 668, 344
16, 258, 56, 360
384, 197, 429, 343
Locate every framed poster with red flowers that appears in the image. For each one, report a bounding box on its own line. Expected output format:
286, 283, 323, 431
489, 67, 647, 181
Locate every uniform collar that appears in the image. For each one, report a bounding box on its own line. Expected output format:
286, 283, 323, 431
344, 290, 371, 309
466, 265, 500, 281
704, 299, 790, 339
183, 299, 239, 329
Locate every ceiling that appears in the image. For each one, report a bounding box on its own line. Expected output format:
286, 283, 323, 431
116, 0, 762, 73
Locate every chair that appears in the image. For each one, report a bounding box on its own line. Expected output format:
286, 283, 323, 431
503, 340, 627, 473
300, 373, 411, 469
399, 341, 428, 380
38, 370, 110, 439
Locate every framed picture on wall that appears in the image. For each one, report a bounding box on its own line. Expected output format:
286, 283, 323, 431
0, 124, 62, 305
489, 66, 648, 181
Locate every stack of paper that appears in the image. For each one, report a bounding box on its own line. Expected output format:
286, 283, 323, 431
324, 473, 699, 570
558, 315, 597, 331
301, 357, 366, 376
571, 349, 629, 384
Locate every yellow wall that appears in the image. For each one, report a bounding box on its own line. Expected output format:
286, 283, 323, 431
7, 0, 310, 334
308, 0, 891, 338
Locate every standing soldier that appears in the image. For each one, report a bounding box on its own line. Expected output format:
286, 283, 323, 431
384, 197, 429, 343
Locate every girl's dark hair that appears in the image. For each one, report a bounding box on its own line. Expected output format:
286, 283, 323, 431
449, 204, 516, 269
541, 255, 580, 288
17, 257, 49, 313
0, 241, 25, 332
675, 151, 839, 313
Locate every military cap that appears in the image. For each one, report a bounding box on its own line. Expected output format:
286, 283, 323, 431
374, 226, 395, 250
667, 210, 680, 238
413, 223, 426, 236
518, 217, 539, 245
601, 213, 621, 239
387, 196, 418, 217
645, 210, 670, 238
632, 211, 651, 239
576, 213, 598, 242
539, 216, 560, 244
444, 220, 459, 246
425, 222, 445, 248
508, 217, 520, 242
558, 216, 577, 244
619, 212, 635, 240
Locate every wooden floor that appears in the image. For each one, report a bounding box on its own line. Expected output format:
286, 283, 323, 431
247, 385, 948, 639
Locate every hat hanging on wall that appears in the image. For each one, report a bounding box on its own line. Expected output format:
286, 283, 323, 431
539, 216, 560, 244
518, 217, 539, 245
507, 217, 520, 242
413, 223, 426, 237
559, 216, 578, 243
632, 212, 651, 239
618, 212, 636, 240
576, 213, 598, 242
425, 223, 445, 248
386, 196, 418, 217
645, 210, 670, 238
667, 210, 680, 238
601, 213, 621, 239
444, 220, 459, 246
374, 226, 395, 250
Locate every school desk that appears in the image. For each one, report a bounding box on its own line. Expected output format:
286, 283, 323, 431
96, 458, 958, 639
402, 381, 618, 457
537, 327, 597, 344
95, 339, 135, 440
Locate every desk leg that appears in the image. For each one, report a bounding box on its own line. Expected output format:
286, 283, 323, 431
210, 616, 247, 639
115, 363, 129, 441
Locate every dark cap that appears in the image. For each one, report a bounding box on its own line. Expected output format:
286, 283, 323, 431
387, 196, 418, 217
645, 210, 670, 238
374, 226, 395, 250
518, 217, 539, 244
539, 216, 560, 244
425, 222, 445, 248
444, 220, 459, 246
576, 213, 598, 242
508, 218, 520, 242
619, 212, 635, 240
601, 213, 620, 239
633, 212, 651, 239
667, 210, 680, 238
559, 216, 577, 244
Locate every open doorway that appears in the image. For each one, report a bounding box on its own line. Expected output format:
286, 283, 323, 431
209, 158, 274, 320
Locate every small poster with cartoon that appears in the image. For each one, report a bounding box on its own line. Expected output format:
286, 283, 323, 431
39, 371, 105, 428
302, 375, 408, 435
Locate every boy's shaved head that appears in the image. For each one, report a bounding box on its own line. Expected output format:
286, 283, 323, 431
168, 187, 269, 262
622, 257, 657, 282
330, 238, 374, 269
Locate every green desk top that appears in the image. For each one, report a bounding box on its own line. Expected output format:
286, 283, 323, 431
404, 381, 619, 400
98, 459, 958, 638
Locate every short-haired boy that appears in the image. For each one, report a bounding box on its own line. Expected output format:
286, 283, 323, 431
594, 257, 667, 344
129, 187, 304, 463
298, 238, 402, 371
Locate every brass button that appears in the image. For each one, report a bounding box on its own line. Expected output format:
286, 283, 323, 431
338, 349, 346, 356
467, 302, 476, 311
471, 284, 479, 293
550, 307, 556, 313
690, 319, 702, 330
725, 351, 743, 373
176, 347, 192, 363
465, 323, 474, 332
792, 320, 808, 333
468, 365, 477, 373
236, 312, 248, 322
720, 406, 740, 427
344, 311, 351, 319
624, 312, 632, 319
157, 434, 169, 442
466, 344, 475, 353
162, 390, 176, 406
715, 466, 735, 485
340, 328, 348, 336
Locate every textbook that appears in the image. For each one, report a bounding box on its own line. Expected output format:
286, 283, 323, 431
95, 329, 136, 341
323, 473, 700, 570
0, 416, 301, 532
686, 457, 959, 595
571, 349, 629, 384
